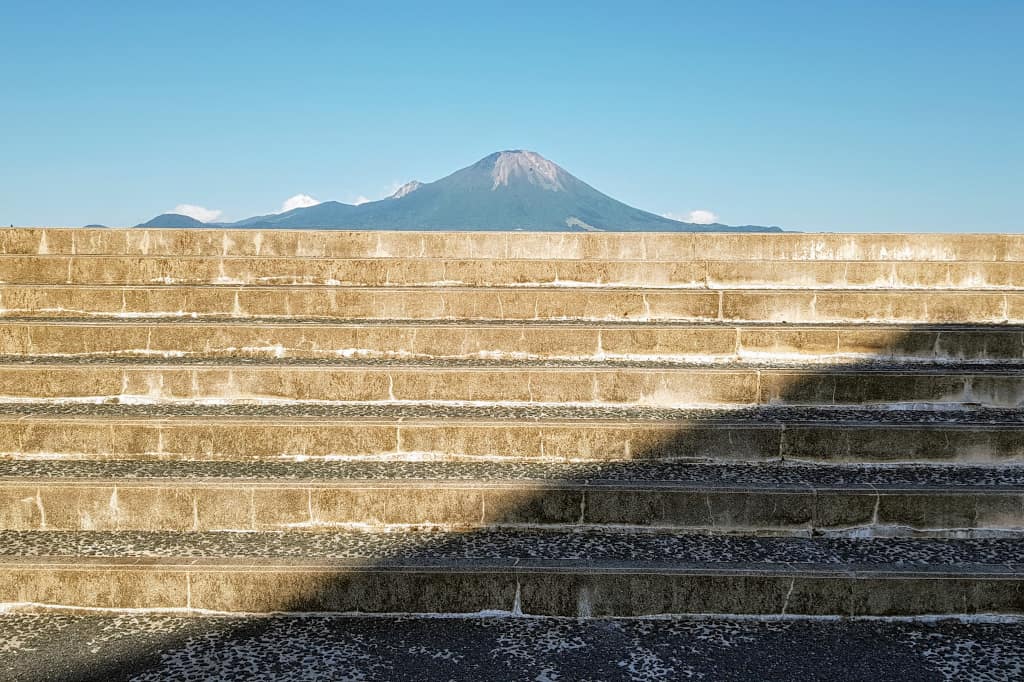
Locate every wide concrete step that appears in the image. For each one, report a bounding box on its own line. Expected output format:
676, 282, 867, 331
4, 255, 1024, 290
7, 228, 1024, 261
0, 361, 1021, 408
0, 405, 1020, 463
1, 285, 1022, 323
2, 614, 1018, 681
1, 529, 1021, 615
3, 320, 1021, 363
2, 460, 1021, 535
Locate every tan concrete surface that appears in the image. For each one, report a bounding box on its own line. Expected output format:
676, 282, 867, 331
1, 227, 1021, 617
0, 416, 1020, 463
5, 228, 1024, 261
1, 560, 1020, 616
0, 364, 1019, 407
0, 321, 1019, 362
1, 480, 1019, 534
1, 285, 1022, 323
3, 255, 1024, 289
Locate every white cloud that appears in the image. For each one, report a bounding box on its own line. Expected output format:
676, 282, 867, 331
352, 196, 372, 206
172, 204, 222, 223
280, 194, 320, 213
665, 209, 719, 225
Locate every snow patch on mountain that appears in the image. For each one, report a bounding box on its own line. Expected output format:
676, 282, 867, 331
389, 181, 423, 199
491, 151, 566, 192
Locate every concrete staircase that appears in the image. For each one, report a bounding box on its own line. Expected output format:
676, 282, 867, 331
0, 228, 1022, 618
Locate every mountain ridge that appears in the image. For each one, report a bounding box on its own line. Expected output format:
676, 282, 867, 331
138, 151, 783, 232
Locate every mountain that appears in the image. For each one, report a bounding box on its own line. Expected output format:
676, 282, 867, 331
137, 213, 207, 228
138, 151, 782, 232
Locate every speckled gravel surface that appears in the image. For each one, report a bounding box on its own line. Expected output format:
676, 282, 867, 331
0, 402, 1021, 423
5, 459, 1024, 489
1, 355, 1021, 371
5, 316, 1023, 329
1, 613, 1022, 681
2, 530, 1022, 568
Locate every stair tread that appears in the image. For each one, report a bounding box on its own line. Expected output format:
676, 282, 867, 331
1, 613, 1019, 681
4, 459, 1024, 489
4, 318, 1021, 329
1, 355, 1020, 372
0, 403, 1020, 424
3, 281, 1024, 295
2, 529, 1022, 571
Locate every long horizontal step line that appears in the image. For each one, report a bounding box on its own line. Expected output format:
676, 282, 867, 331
2, 530, 1021, 570
0, 287, 1020, 324
5, 458, 1024, 489
9, 254, 1024, 263
0, 366, 1018, 409
3, 284, 1023, 293
8, 228, 1024, 262
0, 404, 1020, 423
1, 410, 1021, 465
0, 357, 1020, 371
2, 318, 1021, 329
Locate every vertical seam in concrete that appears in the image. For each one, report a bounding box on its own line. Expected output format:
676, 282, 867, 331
870, 484, 881, 528
781, 577, 796, 615
511, 576, 522, 616
35, 487, 46, 530
109, 486, 119, 530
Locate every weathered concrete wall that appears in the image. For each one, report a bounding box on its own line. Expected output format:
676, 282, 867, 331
4, 228, 1024, 260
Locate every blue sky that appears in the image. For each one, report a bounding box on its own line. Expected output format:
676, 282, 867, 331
1, 1, 1021, 231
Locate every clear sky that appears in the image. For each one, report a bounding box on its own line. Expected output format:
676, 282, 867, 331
1, 1, 1021, 231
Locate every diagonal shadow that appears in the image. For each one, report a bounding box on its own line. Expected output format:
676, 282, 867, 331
5, 318, 1024, 681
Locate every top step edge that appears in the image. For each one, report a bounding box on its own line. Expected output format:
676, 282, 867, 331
2, 254, 1023, 266
4, 229, 1024, 261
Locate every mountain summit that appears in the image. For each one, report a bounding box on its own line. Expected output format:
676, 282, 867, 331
139, 151, 781, 232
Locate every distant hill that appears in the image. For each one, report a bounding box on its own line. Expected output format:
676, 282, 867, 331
137, 213, 207, 228
138, 151, 783, 232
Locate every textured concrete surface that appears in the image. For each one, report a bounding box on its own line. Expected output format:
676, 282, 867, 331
1, 362, 1021, 407
2, 461, 1022, 534
2, 530, 1023, 615
4, 458, 1024, 486
5, 228, 1024, 260
1, 228, 1022, 652
2, 284, 1023, 323
0, 614, 1022, 682
0, 405, 1021, 463
1, 320, 1021, 363
4, 254, 1024, 289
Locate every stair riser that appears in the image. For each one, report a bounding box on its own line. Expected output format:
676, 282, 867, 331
2, 564, 1020, 616
8, 229, 1024, 261
4, 256, 1024, 289
0, 366, 1021, 408
1, 287, 1022, 323
1, 483, 1019, 535
2, 323, 1020, 363
1, 419, 1020, 463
